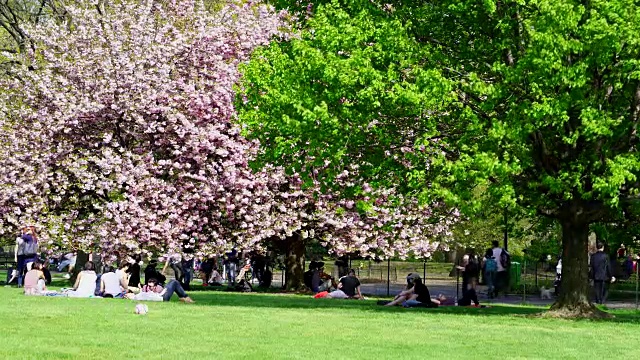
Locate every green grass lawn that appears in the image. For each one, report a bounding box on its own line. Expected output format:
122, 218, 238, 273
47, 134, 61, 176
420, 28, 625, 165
1, 287, 639, 359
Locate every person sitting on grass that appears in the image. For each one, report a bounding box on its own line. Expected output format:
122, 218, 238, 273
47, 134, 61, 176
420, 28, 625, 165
199, 257, 215, 286
456, 253, 480, 307
327, 269, 363, 299
65, 261, 98, 298
304, 261, 318, 290
385, 273, 437, 308
100, 266, 129, 298
432, 294, 485, 307
432, 294, 456, 306
208, 268, 224, 286
23, 261, 51, 296
128, 278, 194, 303
144, 260, 166, 286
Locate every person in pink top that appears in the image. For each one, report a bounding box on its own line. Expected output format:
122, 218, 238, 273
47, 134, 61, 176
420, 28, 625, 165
23, 261, 48, 296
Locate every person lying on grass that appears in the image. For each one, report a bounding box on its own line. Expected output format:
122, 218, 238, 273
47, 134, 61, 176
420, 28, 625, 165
326, 269, 363, 299
431, 294, 456, 306
385, 273, 438, 308
126, 278, 194, 303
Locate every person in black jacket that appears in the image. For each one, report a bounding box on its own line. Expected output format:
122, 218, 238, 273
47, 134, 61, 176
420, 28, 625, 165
590, 242, 615, 304
126, 254, 142, 288
456, 251, 480, 306
144, 260, 166, 286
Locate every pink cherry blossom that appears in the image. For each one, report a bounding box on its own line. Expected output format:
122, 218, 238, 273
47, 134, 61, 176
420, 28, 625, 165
0, 0, 288, 257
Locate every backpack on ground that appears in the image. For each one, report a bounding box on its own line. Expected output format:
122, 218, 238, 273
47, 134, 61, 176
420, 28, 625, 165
500, 249, 511, 269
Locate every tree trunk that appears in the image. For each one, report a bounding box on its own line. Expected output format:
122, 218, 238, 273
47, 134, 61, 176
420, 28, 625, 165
547, 218, 610, 318
283, 233, 305, 291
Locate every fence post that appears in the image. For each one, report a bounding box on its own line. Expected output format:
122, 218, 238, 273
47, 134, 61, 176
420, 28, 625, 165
636, 260, 640, 311
423, 260, 426, 281
387, 258, 391, 297
456, 258, 460, 301
523, 254, 527, 304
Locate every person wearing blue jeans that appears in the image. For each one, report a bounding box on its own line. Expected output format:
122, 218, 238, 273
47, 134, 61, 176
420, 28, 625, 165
139, 278, 194, 302
482, 249, 498, 298
16, 227, 39, 287
226, 262, 237, 285
16, 255, 26, 287
57, 253, 77, 273
162, 279, 192, 302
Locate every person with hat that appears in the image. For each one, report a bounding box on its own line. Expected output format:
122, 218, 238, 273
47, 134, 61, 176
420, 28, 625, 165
385, 273, 437, 307
304, 261, 318, 290
312, 262, 333, 292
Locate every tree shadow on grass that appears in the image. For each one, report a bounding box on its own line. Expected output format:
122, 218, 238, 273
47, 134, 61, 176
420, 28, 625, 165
186, 291, 640, 322
188, 291, 544, 317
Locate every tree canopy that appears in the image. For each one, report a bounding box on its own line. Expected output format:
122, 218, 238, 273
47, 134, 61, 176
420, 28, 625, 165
0, 0, 288, 259
239, 0, 640, 315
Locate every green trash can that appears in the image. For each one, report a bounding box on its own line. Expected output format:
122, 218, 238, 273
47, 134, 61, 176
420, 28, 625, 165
509, 262, 521, 290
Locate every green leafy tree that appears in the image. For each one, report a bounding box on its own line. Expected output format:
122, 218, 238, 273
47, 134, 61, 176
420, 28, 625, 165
240, 0, 640, 316
413, 0, 640, 317
239, 1, 450, 190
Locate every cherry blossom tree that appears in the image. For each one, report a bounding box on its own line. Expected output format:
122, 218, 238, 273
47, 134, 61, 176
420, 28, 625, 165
249, 164, 456, 289
0, 0, 288, 260
0, 0, 454, 285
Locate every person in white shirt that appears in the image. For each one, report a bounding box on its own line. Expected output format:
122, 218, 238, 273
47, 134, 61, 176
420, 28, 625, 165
100, 266, 129, 298
127, 278, 194, 303
65, 261, 98, 298
57, 252, 77, 279
491, 240, 509, 297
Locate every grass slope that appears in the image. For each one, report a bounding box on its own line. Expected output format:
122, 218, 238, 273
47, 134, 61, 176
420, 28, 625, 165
0, 287, 639, 359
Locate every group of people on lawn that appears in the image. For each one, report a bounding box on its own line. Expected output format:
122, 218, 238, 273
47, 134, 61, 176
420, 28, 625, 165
305, 261, 364, 299
23, 259, 194, 303
14, 225, 195, 302
304, 260, 473, 307
306, 240, 512, 307
15, 222, 506, 307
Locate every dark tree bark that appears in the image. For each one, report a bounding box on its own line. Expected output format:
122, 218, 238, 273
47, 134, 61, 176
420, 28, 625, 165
547, 203, 610, 318
283, 232, 305, 291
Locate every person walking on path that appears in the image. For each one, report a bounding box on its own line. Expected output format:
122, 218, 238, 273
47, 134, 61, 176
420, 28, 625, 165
590, 242, 615, 304
482, 249, 498, 298
491, 240, 509, 297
